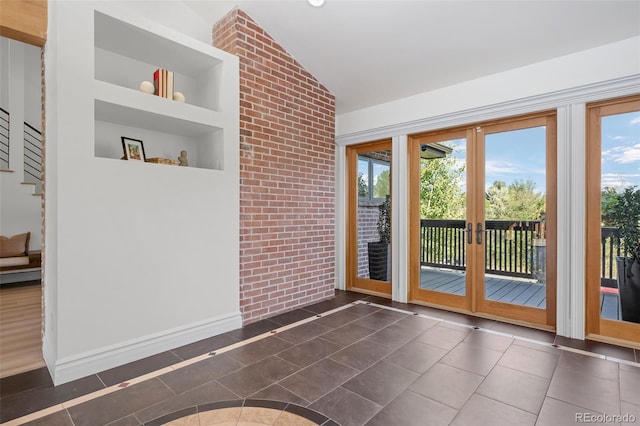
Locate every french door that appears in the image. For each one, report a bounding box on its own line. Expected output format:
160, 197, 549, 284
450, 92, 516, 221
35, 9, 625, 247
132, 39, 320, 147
586, 95, 640, 344
347, 139, 392, 296
409, 113, 556, 328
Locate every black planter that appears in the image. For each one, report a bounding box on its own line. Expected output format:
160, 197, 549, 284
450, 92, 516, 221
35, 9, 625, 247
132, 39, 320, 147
368, 242, 390, 281
616, 256, 640, 324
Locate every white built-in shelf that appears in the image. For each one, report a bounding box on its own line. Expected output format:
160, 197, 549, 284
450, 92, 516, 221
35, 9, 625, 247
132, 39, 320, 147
94, 81, 222, 136
92, 9, 229, 170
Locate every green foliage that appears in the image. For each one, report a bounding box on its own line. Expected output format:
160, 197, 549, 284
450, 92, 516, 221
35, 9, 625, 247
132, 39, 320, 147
378, 195, 391, 243
357, 173, 368, 197
600, 187, 619, 226
604, 186, 640, 261
420, 156, 465, 219
485, 180, 508, 219
485, 179, 545, 221
374, 169, 390, 199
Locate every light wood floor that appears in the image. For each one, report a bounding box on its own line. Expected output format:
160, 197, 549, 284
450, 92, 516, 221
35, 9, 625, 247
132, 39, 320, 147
0, 281, 45, 378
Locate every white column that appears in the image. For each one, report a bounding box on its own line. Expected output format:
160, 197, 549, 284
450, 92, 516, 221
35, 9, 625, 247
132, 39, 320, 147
555, 106, 572, 337
391, 135, 409, 302
569, 103, 587, 339
556, 104, 587, 339
335, 144, 347, 290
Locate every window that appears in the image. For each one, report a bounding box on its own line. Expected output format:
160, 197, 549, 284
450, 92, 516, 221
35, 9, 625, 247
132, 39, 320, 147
358, 155, 390, 201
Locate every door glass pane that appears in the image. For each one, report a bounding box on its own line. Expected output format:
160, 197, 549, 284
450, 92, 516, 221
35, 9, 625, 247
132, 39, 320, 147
357, 151, 391, 282
419, 139, 467, 295
600, 110, 640, 323
483, 127, 547, 308
357, 158, 369, 199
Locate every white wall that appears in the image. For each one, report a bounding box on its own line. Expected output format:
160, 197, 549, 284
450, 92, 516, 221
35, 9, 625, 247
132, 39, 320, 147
336, 37, 640, 137
0, 172, 42, 250
334, 36, 640, 341
0, 37, 41, 131
113, 0, 214, 44
23, 44, 42, 130
0, 37, 8, 111
44, 0, 240, 385
0, 37, 42, 251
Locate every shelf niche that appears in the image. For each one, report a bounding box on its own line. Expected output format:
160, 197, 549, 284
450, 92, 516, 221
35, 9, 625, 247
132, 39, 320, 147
93, 10, 226, 171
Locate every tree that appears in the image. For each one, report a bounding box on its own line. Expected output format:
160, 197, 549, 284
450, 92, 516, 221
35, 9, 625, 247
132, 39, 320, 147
420, 155, 465, 219
374, 169, 390, 199
357, 173, 368, 197
485, 180, 509, 219
606, 186, 640, 260
485, 179, 545, 220
601, 186, 619, 226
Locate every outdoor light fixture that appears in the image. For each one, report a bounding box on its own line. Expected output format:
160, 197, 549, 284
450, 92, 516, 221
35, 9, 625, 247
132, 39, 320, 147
308, 0, 325, 7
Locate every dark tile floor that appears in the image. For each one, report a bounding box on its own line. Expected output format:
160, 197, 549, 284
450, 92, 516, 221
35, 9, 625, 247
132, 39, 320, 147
1, 290, 639, 426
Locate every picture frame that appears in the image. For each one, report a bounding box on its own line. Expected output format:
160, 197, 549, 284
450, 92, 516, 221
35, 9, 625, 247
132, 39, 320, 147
121, 137, 146, 161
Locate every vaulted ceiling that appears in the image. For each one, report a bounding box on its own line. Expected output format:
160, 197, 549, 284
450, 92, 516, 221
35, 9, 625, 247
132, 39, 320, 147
185, 0, 640, 115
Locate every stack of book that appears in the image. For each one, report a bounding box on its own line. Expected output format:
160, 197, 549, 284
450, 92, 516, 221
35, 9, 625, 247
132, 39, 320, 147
153, 69, 174, 99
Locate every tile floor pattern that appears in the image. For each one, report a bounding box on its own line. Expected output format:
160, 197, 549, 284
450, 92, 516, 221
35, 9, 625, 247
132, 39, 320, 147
1, 290, 639, 426
147, 399, 337, 425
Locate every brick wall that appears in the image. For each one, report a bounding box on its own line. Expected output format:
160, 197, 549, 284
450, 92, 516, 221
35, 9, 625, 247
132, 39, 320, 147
213, 9, 336, 324
356, 151, 390, 278
357, 203, 380, 278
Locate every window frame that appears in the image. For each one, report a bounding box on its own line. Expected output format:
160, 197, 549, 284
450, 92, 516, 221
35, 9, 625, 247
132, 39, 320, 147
357, 155, 390, 202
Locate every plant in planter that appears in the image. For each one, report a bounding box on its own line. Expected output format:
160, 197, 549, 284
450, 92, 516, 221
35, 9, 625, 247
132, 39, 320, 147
604, 186, 640, 323
368, 195, 391, 281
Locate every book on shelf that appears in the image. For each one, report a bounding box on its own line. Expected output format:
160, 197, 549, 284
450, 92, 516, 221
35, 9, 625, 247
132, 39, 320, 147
153, 69, 160, 96
153, 68, 175, 99
167, 71, 174, 100
162, 69, 167, 98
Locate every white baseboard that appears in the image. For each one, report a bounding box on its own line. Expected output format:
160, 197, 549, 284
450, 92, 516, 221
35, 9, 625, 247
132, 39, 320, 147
48, 311, 242, 386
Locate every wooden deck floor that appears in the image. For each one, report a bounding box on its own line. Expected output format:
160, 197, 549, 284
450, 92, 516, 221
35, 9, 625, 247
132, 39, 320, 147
420, 267, 620, 320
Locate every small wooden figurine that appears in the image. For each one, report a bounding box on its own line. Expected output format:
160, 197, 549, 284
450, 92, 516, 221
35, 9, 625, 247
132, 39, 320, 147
178, 150, 188, 166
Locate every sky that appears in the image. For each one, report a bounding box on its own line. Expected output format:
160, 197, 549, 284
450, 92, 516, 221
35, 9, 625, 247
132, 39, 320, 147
446, 126, 547, 193
362, 110, 640, 197
601, 111, 640, 190
445, 110, 640, 193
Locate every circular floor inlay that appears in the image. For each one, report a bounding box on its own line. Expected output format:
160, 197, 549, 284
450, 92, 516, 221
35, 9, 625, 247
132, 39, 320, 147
151, 399, 335, 426
164, 407, 315, 425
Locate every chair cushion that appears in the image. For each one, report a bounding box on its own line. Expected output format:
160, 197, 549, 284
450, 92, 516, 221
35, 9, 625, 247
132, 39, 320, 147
0, 232, 31, 258
0, 256, 30, 267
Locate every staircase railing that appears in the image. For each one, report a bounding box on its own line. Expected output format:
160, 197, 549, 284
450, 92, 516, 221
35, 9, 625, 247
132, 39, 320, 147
23, 121, 42, 188
0, 107, 42, 189
0, 108, 8, 169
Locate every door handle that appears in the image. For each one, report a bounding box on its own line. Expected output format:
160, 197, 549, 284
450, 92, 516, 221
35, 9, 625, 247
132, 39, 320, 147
476, 223, 483, 244
466, 223, 473, 244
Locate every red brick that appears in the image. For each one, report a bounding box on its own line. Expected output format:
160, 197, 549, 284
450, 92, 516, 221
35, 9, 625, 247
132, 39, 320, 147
214, 9, 336, 325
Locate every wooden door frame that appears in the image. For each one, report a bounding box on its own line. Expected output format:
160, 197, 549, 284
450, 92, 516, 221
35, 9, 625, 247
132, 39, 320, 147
408, 111, 557, 329
475, 114, 557, 327
408, 128, 474, 311
346, 139, 393, 296
586, 95, 640, 344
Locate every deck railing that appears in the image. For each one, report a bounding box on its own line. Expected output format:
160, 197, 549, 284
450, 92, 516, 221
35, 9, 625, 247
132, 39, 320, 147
420, 219, 619, 285
0, 107, 42, 188
23, 121, 42, 186
0, 108, 9, 169
420, 219, 545, 280
600, 226, 621, 288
